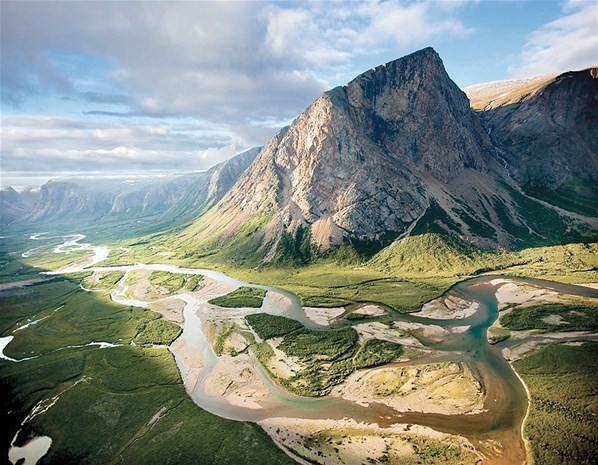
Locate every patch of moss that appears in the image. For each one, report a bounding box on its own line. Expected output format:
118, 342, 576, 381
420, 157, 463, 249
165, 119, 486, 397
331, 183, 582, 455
353, 339, 403, 369
209, 286, 267, 308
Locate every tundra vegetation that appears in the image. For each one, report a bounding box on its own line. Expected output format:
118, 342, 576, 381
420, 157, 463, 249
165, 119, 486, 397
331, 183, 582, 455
0, 271, 295, 465
209, 286, 267, 308
1, 229, 596, 464
246, 313, 403, 396
514, 342, 598, 465
500, 301, 598, 332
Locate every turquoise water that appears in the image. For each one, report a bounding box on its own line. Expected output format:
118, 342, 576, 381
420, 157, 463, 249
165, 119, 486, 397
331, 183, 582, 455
16, 233, 598, 465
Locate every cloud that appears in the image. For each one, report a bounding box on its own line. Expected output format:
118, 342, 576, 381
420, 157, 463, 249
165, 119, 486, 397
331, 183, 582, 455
0, 115, 251, 173
509, 1, 598, 78
0, 1, 474, 176
358, 1, 471, 48
0, 1, 329, 125
1, 1, 473, 121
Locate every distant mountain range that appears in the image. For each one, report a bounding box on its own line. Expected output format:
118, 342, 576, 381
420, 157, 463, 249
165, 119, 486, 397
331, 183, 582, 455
1, 148, 260, 236
2, 48, 596, 262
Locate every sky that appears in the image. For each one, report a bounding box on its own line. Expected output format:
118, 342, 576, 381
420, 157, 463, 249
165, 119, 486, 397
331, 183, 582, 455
1, 0, 597, 185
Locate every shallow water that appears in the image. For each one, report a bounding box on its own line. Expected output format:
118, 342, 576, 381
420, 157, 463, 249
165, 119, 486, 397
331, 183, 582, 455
0, 336, 17, 362
8, 434, 52, 465
12, 233, 598, 465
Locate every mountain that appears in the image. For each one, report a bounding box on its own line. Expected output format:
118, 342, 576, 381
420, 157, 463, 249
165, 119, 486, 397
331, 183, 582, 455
1, 148, 260, 236
0, 186, 39, 225
5, 50, 595, 263
465, 68, 598, 216
178, 48, 596, 264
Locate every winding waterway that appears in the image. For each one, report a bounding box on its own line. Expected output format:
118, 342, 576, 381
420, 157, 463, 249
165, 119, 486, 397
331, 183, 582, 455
8, 233, 598, 465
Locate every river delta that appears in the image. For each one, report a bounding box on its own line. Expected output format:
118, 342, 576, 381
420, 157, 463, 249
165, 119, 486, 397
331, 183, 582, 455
2, 233, 597, 465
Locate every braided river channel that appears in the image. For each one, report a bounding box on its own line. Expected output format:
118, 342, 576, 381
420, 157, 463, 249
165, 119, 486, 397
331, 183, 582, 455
10, 233, 598, 465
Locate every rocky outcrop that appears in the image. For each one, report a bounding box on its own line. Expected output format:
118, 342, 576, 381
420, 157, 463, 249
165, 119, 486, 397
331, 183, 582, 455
466, 68, 598, 192
197, 48, 504, 255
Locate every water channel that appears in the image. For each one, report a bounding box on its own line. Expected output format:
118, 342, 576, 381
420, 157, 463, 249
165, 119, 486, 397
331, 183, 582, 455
7, 233, 598, 464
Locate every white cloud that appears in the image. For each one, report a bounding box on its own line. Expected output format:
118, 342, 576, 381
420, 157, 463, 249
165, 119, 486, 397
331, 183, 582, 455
264, 7, 312, 57
0, 115, 248, 172
509, 2, 598, 77
359, 2, 471, 48
0, 1, 474, 175
1, 1, 473, 119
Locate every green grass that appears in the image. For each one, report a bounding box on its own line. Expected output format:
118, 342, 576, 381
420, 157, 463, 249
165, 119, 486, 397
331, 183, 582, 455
148, 271, 186, 294
372, 233, 508, 277
177, 209, 275, 267
213, 323, 237, 356
273, 225, 313, 265
245, 313, 304, 340
135, 319, 182, 345
345, 312, 369, 321
279, 326, 358, 360
502, 183, 586, 247
146, 271, 204, 294
273, 326, 358, 396
3, 210, 597, 464
246, 313, 372, 396
500, 301, 598, 332
353, 338, 404, 369
83, 271, 124, 290
184, 274, 204, 291
514, 342, 598, 465
1, 280, 158, 356
0, 265, 295, 465
526, 178, 598, 217
208, 286, 267, 308
0, 251, 47, 284
219, 261, 449, 313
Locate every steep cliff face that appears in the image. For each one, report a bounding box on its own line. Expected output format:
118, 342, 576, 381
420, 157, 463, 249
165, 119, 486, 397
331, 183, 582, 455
341, 47, 490, 182
466, 68, 598, 205
188, 48, 507, 257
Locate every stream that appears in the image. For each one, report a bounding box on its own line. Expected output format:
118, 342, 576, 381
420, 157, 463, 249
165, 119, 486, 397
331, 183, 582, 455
5, 233, 598, 465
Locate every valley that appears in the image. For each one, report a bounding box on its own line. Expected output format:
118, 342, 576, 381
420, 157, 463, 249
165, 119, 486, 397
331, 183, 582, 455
1, 232, 596, 464
1, 44, 597, 465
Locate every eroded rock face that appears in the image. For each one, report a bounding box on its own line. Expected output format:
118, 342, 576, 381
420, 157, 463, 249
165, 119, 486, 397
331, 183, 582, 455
468, 67, 598, 191
183, 50, 597, 259
215, 48, 497, 250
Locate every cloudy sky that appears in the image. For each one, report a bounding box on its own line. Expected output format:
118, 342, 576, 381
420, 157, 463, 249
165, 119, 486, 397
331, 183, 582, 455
1, 0, 596, 184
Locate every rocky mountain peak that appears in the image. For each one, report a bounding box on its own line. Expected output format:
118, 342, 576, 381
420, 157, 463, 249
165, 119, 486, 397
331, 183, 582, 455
345, 46, 444, 103
186, 47, 503, 257
334, 46, 492, 182
470, 66, 598, 194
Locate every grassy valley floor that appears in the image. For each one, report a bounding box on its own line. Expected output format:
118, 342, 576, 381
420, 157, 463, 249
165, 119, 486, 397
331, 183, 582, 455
0, 276, 295, 465
514, 342, 598, 465
1, 230, 597, 465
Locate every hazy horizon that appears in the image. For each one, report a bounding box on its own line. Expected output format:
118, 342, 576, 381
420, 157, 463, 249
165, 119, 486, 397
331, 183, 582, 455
0, 169, 211, 192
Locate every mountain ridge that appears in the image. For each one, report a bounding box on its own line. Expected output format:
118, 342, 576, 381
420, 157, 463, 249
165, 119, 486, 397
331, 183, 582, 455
3, 49, 596, 265
0, 147, 261, 235
179, 47, 521, 260
177, 47, 596, 264
466, 67, 598, 195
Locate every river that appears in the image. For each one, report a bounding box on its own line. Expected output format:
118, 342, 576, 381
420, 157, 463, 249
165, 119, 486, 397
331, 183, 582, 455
7, 233, 598, 465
